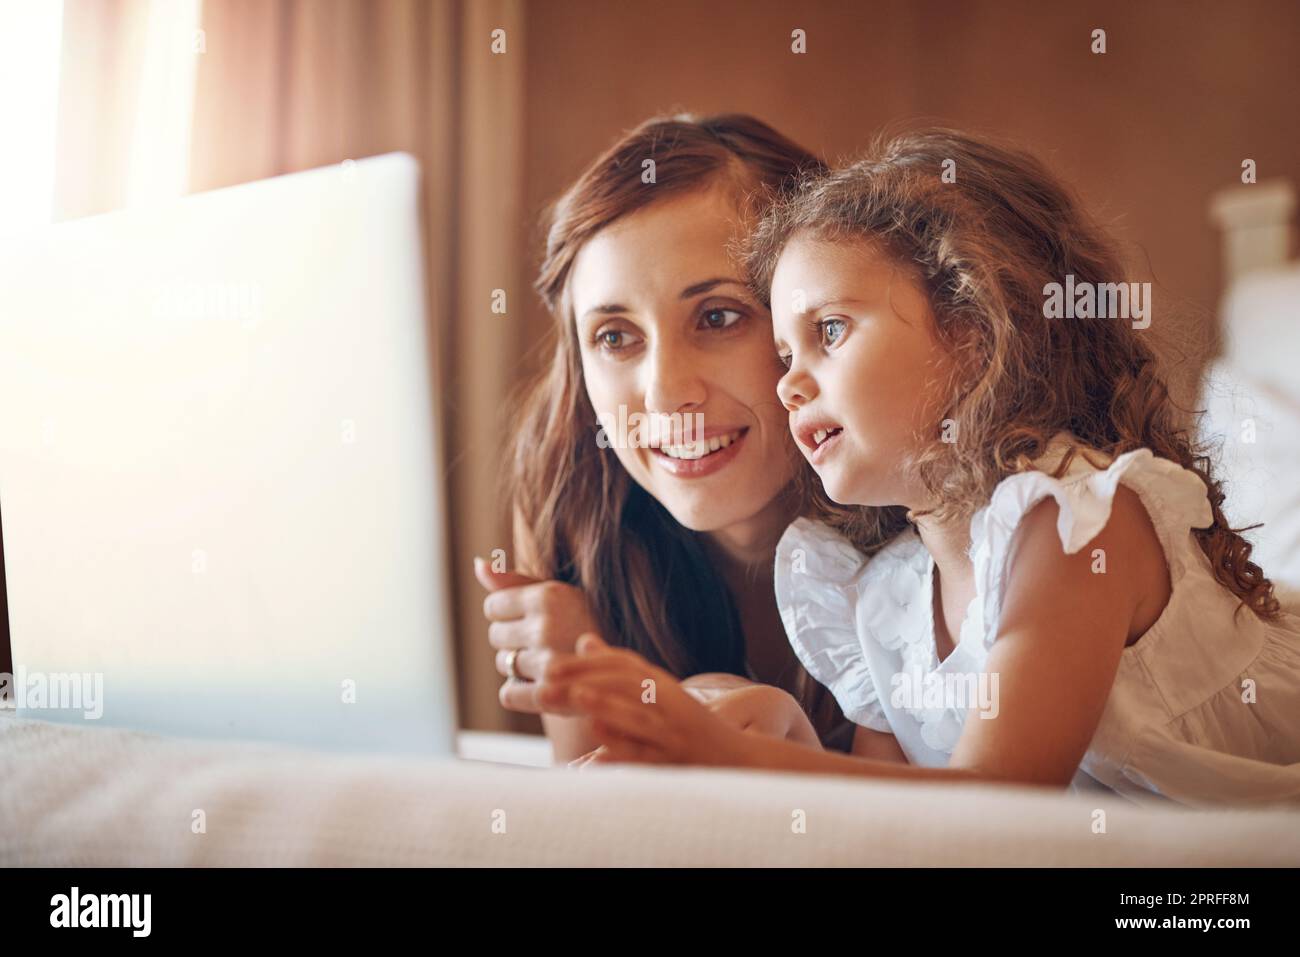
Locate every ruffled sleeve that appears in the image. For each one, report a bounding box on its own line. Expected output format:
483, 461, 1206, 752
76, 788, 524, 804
968, 446, 1215, 656
774, 518, 893, 733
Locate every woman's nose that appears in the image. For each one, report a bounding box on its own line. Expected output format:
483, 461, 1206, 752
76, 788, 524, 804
642, 342, 706, 414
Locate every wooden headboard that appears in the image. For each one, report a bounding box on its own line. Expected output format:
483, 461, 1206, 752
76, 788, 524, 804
1209, 178, 1296, 287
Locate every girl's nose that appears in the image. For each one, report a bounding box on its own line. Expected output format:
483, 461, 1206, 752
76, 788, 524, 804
777, 364, 816, 412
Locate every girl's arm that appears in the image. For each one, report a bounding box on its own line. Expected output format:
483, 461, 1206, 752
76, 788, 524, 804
549, 487, 1164, 789
851, 725, 909, 764
943, 485, 1168, 786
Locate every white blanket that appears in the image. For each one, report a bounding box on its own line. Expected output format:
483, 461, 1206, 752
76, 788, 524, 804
3, 712, 1297, 866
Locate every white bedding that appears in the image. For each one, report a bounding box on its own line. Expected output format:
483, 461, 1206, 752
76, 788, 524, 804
3, 711, 1297, 867
1198, 266, 1300, 606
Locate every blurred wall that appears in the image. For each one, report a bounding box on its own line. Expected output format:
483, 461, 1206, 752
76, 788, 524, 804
518, 0, 1300, 412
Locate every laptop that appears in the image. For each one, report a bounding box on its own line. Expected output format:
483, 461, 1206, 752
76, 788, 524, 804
0, 153, 458, 755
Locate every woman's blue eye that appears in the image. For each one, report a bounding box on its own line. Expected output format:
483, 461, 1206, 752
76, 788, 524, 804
819, 317, 846, 347
597, 328, 641, 351
702, 308, 742, 330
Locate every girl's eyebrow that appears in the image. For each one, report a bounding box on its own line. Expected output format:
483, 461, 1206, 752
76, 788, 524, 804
794, 296, 869, 317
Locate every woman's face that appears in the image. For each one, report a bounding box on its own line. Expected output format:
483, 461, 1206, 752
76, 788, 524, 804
569, 184, 799, 534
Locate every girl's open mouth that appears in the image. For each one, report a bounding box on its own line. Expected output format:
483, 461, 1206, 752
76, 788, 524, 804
809, 427, 843, 466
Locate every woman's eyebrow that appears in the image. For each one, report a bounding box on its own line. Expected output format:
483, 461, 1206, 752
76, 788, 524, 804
579, 303, 628, 323
679, 277, 746, 299
580, 277, 748, 323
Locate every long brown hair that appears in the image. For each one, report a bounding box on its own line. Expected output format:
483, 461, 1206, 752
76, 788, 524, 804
746, 128, 1281, 621
506, 113, 847, 738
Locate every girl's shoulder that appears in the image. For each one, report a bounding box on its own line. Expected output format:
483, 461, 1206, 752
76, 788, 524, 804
775, 433, 1214, 592
773, 433, 1217, 646
773, 518, 921, 733
970, 432, 1217, 643
774, 516, 922, 594
975, 432, 1215, 561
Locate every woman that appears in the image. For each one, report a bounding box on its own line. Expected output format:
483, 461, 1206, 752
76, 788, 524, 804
475, 113, 848, 763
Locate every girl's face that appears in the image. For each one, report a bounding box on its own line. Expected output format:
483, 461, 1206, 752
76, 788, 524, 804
771, 232, 956, 508
569, 185, 799, 533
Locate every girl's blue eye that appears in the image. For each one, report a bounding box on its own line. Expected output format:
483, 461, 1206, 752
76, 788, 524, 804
819, 317, 846, 347
702, 308, 742, 330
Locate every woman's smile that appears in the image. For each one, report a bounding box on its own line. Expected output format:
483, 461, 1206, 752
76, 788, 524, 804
648, 426, 749, 478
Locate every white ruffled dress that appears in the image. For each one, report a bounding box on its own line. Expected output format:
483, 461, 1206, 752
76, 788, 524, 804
775, 435, 1300, 807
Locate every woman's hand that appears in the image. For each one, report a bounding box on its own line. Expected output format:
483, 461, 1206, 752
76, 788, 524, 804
540, 634, 756, 767
566, 675, 818, 767
682, 675, 821, 747
475, 557, 601, 715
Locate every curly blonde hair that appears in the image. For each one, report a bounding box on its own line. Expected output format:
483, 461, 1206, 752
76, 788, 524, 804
745, 128, 1281, 621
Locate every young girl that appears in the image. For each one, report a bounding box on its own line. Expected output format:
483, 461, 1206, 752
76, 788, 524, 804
537, 129, 1300, 807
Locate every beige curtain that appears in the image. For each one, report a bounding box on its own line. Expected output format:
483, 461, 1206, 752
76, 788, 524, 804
53, 0, 530, 733
52, 0, 151, 220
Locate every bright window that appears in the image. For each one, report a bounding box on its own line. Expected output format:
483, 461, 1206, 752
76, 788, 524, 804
0, 0, 65, 234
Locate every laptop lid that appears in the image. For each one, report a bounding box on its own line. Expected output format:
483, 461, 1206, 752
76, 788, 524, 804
0, 153, 457, 755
